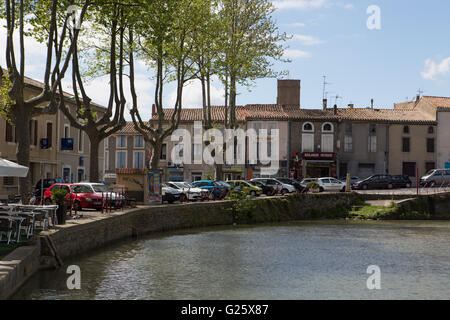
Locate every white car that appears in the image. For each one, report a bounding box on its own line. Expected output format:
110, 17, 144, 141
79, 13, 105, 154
317, 177, 346, 192
250, 178, 296, 195
167, 182, 207, 201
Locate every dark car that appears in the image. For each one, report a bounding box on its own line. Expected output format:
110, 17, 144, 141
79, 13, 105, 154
35, 178, 64, 196
353, 175, 394, 190
249, 180, 276, 196
276, 177, 309, 193
391, 175, 412, 188
162, 184, 182, 204
191, 180, 227, 199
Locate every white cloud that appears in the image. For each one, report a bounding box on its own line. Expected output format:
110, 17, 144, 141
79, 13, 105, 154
273, 0, 328, 10
284, 49, 311, 59
421, 57, 450, 81
292, 34, 324, 46
168, 79, 225, 108
285, 22, 307, 27
273, 0, 354, 10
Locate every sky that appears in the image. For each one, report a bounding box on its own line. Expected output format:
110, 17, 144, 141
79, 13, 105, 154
1, 0, 450, 120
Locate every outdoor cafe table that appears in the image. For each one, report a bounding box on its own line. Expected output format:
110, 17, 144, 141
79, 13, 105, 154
6, 204, 58, 229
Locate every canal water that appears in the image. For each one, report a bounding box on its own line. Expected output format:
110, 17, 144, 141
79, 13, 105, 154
12, 221, 450, 300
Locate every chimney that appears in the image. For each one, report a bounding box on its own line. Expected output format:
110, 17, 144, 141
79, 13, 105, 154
416, 95, 420, 102
348, 104, 354, 109
371, 99, 374, 109
323, 99, 328, 110
277, 79, 301, 108
333, 104, 337, 115
152, 104, 156, 116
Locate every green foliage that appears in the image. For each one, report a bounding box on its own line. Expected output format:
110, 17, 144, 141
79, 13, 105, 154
307, 182, 320, 190
0, 72, 14, 122
51, 188, 68, 206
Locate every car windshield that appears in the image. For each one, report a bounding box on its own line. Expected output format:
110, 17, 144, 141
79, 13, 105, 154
92, 184, 108, 192
72, 185, 93, 193
425, 170, 435, 176
173, 182, 189, 188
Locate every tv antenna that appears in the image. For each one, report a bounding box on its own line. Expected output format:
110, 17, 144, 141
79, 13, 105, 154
322, 76, 332, 100
334, 94, 343, 106
417, 88, 424, 98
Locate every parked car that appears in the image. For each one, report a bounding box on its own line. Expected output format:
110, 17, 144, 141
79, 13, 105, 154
317, 177, 346, 192
300, 178, 318, 185
391, 175, 412, 188
352, 175, 394, 190
167, 182, 206, 201
43, 183, 103, 211
249, 180, 277, 196
35, 178, 64, 196
250, 178, 296, 195
276, 177, 309, 193
227, 180, 262, 197
162, 184, 182, 204
339, 176, 361, 186
191, 180, 228, 199
78, 182, 125, 207
420, 169, 450, 187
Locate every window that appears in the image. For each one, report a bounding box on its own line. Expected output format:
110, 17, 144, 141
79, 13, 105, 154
369, 124, 377, 135
77, 169, 84, 182
268, 122, 278, 136
253, 122, 262, 134
64, 124, 70, 139
46, 122, 53, 147
117, 135, 126, 148
78, 129, 83, 152
321, 134, 334, 152
117, 151, 127, 168
403, 126, 410, 134
402, 162, 416, 177
104, 137, 109, 149
322, 122, 334, 132
5, 121, 13, 142
425, 162, 435, 173
402, 137, 410, 152
135, 135, 144, 148
160, 144, 167, 160
302, 134, 314, 152
428, 126, 434, 134
303, 122, 314, 132
344, 135, 353, 153
134, 151, 144, 169
368, 136, 377, 153
345, 123, 352, 134
427, 138, 435, 153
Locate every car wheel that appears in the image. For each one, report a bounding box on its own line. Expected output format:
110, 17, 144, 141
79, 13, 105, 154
281, 189, 288, 195
319, 187, 324, 193
250, 191, 256, 196
362, 185, 368, 190
341, 187, 346, 192
406, 183, 411, 188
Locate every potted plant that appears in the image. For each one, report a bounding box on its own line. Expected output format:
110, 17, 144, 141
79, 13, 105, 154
51, 188, 68, 225
307, 181, 320, 193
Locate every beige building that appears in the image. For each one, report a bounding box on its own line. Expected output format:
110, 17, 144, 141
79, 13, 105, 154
0, 76, 106, 200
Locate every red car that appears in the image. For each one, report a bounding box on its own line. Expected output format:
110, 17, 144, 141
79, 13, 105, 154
44, 183, 103, 211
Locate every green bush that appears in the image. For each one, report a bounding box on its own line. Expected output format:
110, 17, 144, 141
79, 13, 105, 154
51, 188, 68, 206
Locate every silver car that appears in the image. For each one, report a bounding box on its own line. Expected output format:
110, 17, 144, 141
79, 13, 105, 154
420, 169, 450, 186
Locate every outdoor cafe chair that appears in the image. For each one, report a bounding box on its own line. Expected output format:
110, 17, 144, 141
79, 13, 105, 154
18, 213, 35, 239
0, 217, 15, 245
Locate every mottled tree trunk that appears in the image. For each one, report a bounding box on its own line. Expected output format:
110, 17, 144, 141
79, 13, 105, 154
150, 142, 162, 171
15, 105, 32, 201
89, 135, 100, 182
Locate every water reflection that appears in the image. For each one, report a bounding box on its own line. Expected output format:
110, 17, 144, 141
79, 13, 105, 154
12, 221, 450, 300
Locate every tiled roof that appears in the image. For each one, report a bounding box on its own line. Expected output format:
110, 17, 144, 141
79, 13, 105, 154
150, 106, 246, 122
422, 96, 450, 109
118, 121, 150, 134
